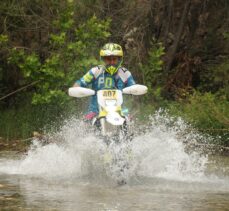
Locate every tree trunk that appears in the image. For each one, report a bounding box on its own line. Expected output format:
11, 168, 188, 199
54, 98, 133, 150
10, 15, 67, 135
164, 0, 174, 44
165, 0, 191, 72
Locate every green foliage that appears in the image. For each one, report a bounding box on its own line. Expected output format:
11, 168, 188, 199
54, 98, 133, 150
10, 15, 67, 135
7, 15, 111, 105
0, 34, 8, 45
52, 1, 75, 31
211, 61, 229, 98
199, 60, 229, 99
147, 43, 165, 74
223, 32, 229, 39
7, 48, 25, 64
75, 15, 111, 45
167, 91, 229, 145
50, 32, 66, 46
140, 41, 165, 102
20, 53, 42, 78
0, 98, 80, 140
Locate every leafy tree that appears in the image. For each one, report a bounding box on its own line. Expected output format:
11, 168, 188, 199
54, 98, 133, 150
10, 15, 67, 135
140, 41, 165, 102
7, 14, 111, 104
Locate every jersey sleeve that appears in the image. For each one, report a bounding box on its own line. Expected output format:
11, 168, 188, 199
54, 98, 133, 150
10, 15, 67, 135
117, 67, 136, 89
75, 66, 103, 87
75, 70, 94, 87
126, 74, 136, 87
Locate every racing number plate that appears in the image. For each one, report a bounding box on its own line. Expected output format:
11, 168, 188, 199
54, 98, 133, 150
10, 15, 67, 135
102, 90, 117, 99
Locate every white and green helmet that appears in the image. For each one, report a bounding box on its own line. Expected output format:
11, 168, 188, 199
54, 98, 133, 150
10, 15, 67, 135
100, 43, 123, 75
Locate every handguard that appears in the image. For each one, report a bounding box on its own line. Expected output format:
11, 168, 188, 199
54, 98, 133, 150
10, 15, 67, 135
68, 87, 95, 98
122, 84, 148, 95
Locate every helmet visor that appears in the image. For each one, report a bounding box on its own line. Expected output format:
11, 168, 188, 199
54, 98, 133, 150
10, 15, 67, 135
103, 56, 120, 65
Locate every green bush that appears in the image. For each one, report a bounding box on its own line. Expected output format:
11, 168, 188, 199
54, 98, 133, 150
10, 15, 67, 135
7, 15, 111, 105
140, 41, 165, 103
0, 97, 81, 140
167, 91, 229, 145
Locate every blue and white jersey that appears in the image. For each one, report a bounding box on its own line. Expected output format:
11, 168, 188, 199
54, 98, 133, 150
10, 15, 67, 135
76, 65, 136, 113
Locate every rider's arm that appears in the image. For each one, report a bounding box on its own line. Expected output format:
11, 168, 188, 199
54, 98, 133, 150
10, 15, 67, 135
73, 83, 80, 87
73, 70, 94, 87
117, 67, 136, 89
126, 74, 136, 87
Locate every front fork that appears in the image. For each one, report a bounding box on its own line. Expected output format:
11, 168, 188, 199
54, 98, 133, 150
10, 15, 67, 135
92, 116, 128, 137
100, 117, 106, 136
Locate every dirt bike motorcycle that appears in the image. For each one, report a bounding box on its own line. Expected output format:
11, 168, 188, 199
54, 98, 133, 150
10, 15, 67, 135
68, 84, 147, 185
68, 84, 147, 139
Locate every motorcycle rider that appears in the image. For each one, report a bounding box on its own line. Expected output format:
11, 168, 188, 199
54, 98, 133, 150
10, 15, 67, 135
73, 43, 136, 120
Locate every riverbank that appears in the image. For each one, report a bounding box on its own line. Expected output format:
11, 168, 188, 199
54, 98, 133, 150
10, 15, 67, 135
1, 137, 229, 156
0, 131, 46, 152
185, 142, 229, 156
0, 138, 30, 152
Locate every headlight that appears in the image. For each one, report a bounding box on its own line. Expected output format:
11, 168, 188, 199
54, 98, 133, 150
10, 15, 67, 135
105, 99, 117, 106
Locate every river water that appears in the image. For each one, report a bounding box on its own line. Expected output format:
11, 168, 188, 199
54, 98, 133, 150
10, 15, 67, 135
0, 113, 228, 210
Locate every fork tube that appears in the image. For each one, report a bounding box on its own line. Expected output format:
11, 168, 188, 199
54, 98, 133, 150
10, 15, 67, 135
100, 118, 106, 136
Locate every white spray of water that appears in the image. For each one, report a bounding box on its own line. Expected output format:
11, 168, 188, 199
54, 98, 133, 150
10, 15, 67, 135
0, 111, 226, 185
131, 112, 209, 182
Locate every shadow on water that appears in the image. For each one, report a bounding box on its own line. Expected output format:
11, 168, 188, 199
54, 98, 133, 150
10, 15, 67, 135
0, 112, 229, 210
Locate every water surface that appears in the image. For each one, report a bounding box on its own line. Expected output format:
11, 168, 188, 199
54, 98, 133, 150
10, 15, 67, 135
0, 115, 228, 210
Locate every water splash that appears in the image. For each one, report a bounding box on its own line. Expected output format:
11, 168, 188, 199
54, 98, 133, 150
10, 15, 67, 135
131, 111, 209, 182
0, 111, 226, 185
